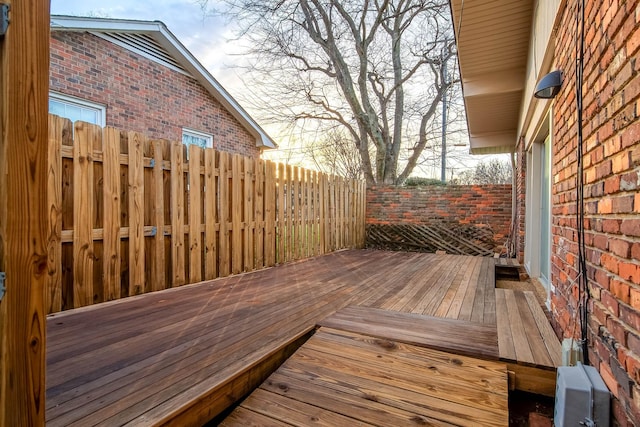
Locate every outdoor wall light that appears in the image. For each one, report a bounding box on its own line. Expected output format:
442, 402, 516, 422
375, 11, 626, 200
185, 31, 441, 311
534, 70, 563, 99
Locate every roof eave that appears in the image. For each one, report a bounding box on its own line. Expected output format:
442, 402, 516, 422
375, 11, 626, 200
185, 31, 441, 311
449, 1, 534, 154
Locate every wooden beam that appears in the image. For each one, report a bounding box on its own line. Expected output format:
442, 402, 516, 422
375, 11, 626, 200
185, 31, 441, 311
0, 0, 50, 425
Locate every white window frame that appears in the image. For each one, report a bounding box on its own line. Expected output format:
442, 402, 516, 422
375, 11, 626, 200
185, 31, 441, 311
49, 92, 106, 126
182, 127, 213, 150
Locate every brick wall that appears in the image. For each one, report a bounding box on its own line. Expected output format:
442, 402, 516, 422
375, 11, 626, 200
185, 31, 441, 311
549, 0, 640, 424
50, 31, 260, 158
366, 185, 512, 246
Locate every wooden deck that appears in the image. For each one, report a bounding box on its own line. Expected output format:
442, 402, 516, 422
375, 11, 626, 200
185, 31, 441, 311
221, 327, 509, 427
46, 249, 560, 426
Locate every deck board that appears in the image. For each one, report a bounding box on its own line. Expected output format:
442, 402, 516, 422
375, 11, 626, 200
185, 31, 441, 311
495, 288, 561, 396
46, 250, 559, 425
222, 328, 509, 427
319, 305, 498, 359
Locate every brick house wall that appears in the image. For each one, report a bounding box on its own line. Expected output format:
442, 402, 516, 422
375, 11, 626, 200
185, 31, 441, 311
366, 185, 512, 248
548, 0, 640, 424
50, 31, 260, 158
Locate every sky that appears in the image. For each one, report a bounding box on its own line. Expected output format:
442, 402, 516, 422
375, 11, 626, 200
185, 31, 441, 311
51, 0, 241, 90
50, 0, 507, 177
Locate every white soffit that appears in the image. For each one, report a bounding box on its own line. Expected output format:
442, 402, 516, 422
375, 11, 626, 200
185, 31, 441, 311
450, 0, 534, 154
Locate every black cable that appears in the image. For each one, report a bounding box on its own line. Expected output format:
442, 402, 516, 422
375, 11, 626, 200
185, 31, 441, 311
575, 0, 590, 364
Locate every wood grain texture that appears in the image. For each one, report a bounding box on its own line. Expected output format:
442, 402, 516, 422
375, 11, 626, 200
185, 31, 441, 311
150, 140, 166, 291
0, 1, 50, 424
231, 155, 243, 274
218, 152, 230, 277
263, 161, 276, 266
203, 149, 217, 280
45, 250, 559, 426
188, 146, 203, 283
286, 164, 293, 263
226, 327, 508, 427
276, 163, 285, 264
254, 159, 264, 269
47, 116, 65, 314
127, 132, 145, 296
243, 156, 254, 272
102, 128, 121, 301
496, 288, 560, 370
72, 122, 97, 307
170, 141, 185, 286
319, 305, 499, 359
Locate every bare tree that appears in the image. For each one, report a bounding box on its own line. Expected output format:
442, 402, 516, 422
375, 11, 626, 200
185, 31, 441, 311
307, 129, 364, 179
213, 0, 457, 185
453, 159, 513, 185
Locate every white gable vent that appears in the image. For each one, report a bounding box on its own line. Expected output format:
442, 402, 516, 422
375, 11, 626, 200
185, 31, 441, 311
92, 32, 192, 76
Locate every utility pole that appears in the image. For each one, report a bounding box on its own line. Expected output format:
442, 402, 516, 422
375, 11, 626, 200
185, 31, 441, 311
440, 82, 447, 182
440, 53, 448, 183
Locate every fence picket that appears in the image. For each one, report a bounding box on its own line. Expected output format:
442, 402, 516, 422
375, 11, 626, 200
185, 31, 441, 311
171, 140, 185, 286
150, 140, 166, 291
72, 121, 96, 307
128, 131, 145, 296
244, 156, 254, 271
277, 163, 285, 264
103, 127, 121, 301
218, 151, 230, 276
231, 155, 243, 274
255, 159, 265, 269
204, 149, 217, 280
189, 146, 203, 283
264, 161, 276, 266
46, 116, 65, 313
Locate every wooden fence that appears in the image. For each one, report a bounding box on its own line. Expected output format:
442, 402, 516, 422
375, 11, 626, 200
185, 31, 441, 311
46, 115, 366, 313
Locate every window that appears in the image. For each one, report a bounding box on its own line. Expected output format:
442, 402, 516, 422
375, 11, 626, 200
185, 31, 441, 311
49, 92, 106, 126
182, 128, 213, 149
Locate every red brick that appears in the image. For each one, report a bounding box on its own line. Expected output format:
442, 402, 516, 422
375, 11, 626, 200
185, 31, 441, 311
620, 304, 640, 332
610, 238, 631, 258
613, 195, 635, 213
611, 280, 631, 304
621, 219, 640, 237
600, 361, 620, 398
607, 314, 629, 344
619, 262, 640, 285
603, 219, 621, 233
50, 32, 259, 158
602, 253, 621, 274
605, 175, 621, 193
602, 290, 621, 316
593, 233, 609, 251
629, 331, 640, 354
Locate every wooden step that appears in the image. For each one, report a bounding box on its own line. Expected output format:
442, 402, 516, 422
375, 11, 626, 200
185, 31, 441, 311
319, 305, 499, 360
221, 327, 509, 427
495, 288, 561, 396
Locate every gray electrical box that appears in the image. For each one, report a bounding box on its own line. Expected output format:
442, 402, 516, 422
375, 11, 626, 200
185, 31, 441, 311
555, 362, 610, 427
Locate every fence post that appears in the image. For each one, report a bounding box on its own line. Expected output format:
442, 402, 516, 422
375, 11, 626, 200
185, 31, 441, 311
0, 0, 50, 423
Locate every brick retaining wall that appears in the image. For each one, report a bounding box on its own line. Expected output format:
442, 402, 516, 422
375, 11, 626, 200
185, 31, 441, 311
366, 185, 513, 248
